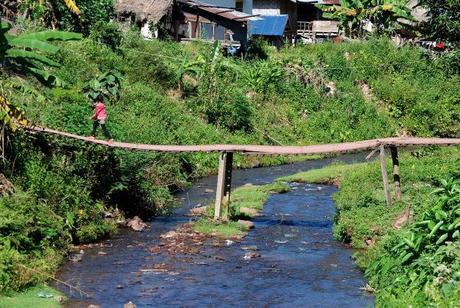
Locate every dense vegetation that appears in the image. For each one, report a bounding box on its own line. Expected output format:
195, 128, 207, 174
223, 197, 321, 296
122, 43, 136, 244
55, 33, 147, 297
0, 18, 458, 303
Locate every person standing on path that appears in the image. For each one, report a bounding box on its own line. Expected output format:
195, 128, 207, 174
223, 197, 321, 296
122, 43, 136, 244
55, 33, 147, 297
89, 94, 113, 143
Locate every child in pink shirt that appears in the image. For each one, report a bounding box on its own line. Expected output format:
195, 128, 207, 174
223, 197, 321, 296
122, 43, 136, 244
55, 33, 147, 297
89, 95, 113, 142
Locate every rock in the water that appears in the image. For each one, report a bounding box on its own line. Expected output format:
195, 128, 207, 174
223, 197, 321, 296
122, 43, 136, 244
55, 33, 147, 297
239, 207, 258, 217
225, 240, 234, 246
190, 205, 207, 215
116, 285, 124, 289
97, 251, 107, 256
124, 301, 136, 308
204, 188, 214, 193
68, 249, 84, 262
237, 220, 254, 229
160, 230, 177, 239
126, 216, 147, 232
241, 245, 258, 251
243, 252, 261, 260
87, 305, 101, 308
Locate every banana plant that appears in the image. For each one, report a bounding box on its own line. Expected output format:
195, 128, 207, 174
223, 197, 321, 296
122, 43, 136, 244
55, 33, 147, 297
84, 70, 122, 102
318, 0, 413, 38
1, 20, 82, 84
0, 18, 81, 131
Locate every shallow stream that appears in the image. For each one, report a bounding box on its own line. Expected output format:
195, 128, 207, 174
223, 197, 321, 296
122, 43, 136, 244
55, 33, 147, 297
56, 154, 374, 307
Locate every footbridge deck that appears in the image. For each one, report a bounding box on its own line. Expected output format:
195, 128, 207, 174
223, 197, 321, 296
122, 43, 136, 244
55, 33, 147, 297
24, 125, 460, 219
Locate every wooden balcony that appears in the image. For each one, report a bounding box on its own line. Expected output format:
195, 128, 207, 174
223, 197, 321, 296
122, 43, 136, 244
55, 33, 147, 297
297, 20, 339, 39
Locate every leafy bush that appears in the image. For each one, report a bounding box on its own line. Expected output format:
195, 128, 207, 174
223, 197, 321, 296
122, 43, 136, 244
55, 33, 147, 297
89, 21, 122, 51
366, 178, 460, 305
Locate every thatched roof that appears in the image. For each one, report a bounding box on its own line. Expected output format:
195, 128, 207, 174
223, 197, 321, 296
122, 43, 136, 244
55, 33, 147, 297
115, 0, 173, 24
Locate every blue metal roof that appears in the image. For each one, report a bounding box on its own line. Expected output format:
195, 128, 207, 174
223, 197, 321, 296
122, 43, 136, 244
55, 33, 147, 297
249, 15, 288, 36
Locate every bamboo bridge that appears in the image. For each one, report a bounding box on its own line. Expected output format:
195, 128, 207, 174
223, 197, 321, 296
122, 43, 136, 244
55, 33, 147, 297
25, 125, 460, 220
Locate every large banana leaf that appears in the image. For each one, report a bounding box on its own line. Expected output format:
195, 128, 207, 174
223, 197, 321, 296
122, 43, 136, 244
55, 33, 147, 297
18, 31, 82, 41
9, 38, 60, 54
6, 49, 61, 67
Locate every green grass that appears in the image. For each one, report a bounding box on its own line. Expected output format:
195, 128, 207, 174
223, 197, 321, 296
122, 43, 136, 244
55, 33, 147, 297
0, 285, 65, 308
193, 182, 291, 237
276, 162, 362, 184
193, 219, 247, 238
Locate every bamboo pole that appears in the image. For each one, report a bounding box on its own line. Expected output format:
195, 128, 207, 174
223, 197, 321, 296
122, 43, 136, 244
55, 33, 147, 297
379, 145, 392, 206
390, 146, 401, 201
214, 152, 227, 219
222, 152, 233, 221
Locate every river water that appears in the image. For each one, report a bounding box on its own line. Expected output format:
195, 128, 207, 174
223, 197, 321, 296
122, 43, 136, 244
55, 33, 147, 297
56, 154, 374, 307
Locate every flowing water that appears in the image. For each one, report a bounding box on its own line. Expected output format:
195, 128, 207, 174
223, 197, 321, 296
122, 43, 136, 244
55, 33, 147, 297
56, 154, 374, 307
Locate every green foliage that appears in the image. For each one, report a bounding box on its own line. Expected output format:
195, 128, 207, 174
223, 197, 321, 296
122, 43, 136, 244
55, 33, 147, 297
245, 61, 283, 97
0, 21, 81, 84
318, 0, 413, 37
84, 70, 122, 101
21, 0, 115, 36
89, 21, 122, 51
419, 0, 460, 45
245, 37, 269, 60
366, 178, 460, 305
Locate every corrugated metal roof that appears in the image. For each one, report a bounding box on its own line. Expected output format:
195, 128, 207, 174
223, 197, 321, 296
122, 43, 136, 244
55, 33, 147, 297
249, 15, 288, 36
178, 0, 260, 22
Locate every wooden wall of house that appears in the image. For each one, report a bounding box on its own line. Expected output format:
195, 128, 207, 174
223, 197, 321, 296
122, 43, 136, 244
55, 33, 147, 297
253, 0, 280, 15
280, 0, 297, 34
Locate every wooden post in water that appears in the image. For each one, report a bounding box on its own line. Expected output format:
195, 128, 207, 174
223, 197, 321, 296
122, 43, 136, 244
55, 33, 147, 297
214, 152, 227, 220
379, 145, 392, 207
222, 152, 233, 221
390, 146, 401, 201
214, 152, 233, 220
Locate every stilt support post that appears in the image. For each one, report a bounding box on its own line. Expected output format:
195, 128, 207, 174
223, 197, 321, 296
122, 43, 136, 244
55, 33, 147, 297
379, 145, 392, 207
390, 146, 401, 201
214, 152, 233, 220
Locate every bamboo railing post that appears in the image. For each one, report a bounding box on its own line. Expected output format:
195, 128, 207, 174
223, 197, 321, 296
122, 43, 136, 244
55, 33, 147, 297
214, 152, 227, 220
390, 146, 401, 201
379, 145, 392, 206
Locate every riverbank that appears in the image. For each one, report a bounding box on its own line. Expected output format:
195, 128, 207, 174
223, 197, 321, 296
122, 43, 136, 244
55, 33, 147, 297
0, 285, 64, 307
278, 147, 460, 305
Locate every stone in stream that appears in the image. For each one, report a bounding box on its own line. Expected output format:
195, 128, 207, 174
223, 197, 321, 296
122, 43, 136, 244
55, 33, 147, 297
124, 301, 136, 308
241, 245, 258, 251
126, 216, 148, 232
243, 252, 261, 260
189, 205, 207, 215
68, 249, 84, 262
204, 188, 214, 193
87, 305, 101, 308
225, 240, 234, 246
160, 230, 177, 239
237, 220, 254, 229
